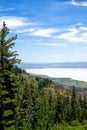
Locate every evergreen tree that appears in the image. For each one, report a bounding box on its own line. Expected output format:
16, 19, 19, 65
47, 90, 56, 127
76, 95, 82, 122
54, 93, 64, 124
82, 95, 87, 120
71, 86, 77, 121
36, 93, 50, 130
65, 93, 71, 122
0, 22, 20, 130
18, 81, 32, 130
29, 80, 40, 129
18, 78, 40, 130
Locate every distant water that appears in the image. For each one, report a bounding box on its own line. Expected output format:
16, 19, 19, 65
26, 68, 87, 82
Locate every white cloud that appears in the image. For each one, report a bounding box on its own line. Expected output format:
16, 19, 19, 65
0, 16, 32, 29
57, 27, 79, 39
14, 27, 59, 37
30, 28, 58, 37
79, 26, 87, 31
72, 0, 87, 7
37, 41, 67, 47
55, 24, 87, 44
15, 28, 35, 34
0, 7, 15, 11
38, 43, 59, 46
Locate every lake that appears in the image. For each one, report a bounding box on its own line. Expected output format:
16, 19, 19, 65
26, 68, 87, 82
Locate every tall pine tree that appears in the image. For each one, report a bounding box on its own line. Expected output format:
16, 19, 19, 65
71, 86, 77, 121
0, 22, 20, 130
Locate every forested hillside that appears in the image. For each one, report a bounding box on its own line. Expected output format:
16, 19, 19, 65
1, 23, 87, 130
50, 78, 87, 96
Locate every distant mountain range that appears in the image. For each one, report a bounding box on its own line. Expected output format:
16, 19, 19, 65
17, 62, 87, 69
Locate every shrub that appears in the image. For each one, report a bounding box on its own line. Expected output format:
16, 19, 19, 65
82, 119, 87, 129
71, 120, 81, 126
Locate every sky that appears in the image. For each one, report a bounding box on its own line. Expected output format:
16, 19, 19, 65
0, 0, 87, 63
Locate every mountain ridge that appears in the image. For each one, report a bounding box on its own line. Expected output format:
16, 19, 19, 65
17, 62, 87, 69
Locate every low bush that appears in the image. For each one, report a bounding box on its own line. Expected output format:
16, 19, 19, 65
71, 120, 81, 126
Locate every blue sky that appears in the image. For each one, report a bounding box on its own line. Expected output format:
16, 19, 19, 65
0, 0, 87, 63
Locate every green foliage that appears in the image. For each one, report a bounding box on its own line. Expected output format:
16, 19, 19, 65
71, 86, 77, 120
38, 78, 52, 89
51, 125, 85, 130
54, 93, 64, 124
71, 120, 81, 126
82, 120, 87, 129
0, 22, 20, 129
82, 119, 87, 125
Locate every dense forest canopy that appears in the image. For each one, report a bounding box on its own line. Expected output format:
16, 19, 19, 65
0, 22, 87, 130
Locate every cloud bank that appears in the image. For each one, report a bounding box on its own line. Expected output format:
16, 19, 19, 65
0, 15, 87, 47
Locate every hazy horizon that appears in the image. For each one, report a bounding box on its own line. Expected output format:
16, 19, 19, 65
20, 61, 87, 63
